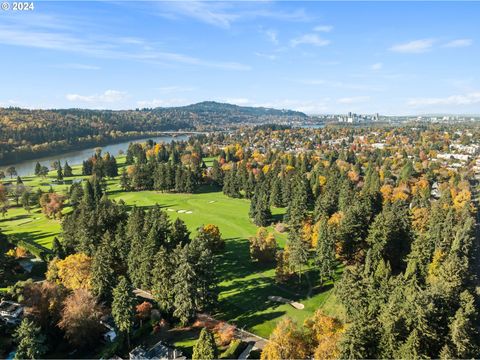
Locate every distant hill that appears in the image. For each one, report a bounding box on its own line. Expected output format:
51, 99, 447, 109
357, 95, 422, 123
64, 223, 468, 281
148, 101, 307, 126
164, 101, 306, 117
0, 102, 307, 164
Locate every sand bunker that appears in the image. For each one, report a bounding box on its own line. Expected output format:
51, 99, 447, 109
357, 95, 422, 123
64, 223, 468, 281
208, 201, 216, 203
268, 295, 305, 310
177, 210, 186, 213
186, 211, 193, 214
167, 209, 175, 212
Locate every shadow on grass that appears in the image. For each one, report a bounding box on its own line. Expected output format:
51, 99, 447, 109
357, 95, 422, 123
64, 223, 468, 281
0, 214, 31, 223
217, 237, 273, 282
194, 184, 222, 194
8, 230, 56, 244
270, 213, 284, 224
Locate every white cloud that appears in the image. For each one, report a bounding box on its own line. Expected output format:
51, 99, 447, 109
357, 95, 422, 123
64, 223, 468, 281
0, 22, 251, 71
0, 99, 22, 107
254, 52, 277, 60
407, 92, 480, 107
443, 39, 473, 48
55, 63, 100, 70
265, 29, 279, 44
66, 90, 128, 104
290, 34, 330, 47
371, 62, 383, 71
313, 25, 333, 33
222, 98, 251, 105
390, 39, 435, 53
136, 98, 189, 108
156, 2, 309, 28
337, 96, 371, 104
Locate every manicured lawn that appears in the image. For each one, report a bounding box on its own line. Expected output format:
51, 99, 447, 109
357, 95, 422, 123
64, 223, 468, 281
108, 189, 342, 338
0, 158, 344, 338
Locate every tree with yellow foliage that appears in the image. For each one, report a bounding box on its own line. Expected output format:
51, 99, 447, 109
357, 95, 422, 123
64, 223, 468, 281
304, 310, 345, 359
196, 224, 225, 252
51, 253, 92, 290
453, 189, 471, 210
261, 318, 309, 360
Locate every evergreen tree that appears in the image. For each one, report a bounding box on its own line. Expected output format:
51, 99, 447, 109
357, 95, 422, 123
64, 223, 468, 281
185, 169, 195, 193
169, 218, 190, 248
127, 207, 146, 288
34, 162, 41, 176
366, 203, 411, 273
253, 185, 271, 226
270, 176, 284, 207
172, 244, 196, 326
152, 246, 175, 313
192, 328, 218, 360
190, 237, 218, 312
14, 318, 47, 359
112, 276, 136, 349
222, 165, 240, 198
57, 163, 63, 181
285, 174, 308, 227
316, 216, 336, 284
64, 161, 73, 177
211, 159, 223, 187
339, 314, 380, 359
51, 237, 65, 259
287, 226, 309, 279
91, 232, 116, 301
120, 168, 131, 191
446, 290, 479, 358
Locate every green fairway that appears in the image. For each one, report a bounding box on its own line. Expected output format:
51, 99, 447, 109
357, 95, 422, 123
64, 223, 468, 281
0, 159, 343, 338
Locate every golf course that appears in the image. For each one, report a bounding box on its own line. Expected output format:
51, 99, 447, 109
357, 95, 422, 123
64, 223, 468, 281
0, 158, 343, 338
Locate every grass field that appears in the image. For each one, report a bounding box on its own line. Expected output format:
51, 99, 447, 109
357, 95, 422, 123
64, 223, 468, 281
0, 159, 344, 338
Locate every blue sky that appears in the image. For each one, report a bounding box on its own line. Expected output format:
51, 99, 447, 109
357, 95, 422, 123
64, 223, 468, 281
0, 1, 479, 115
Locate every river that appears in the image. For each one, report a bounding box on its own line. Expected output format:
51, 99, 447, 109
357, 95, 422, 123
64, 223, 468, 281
5, 135, 189, 177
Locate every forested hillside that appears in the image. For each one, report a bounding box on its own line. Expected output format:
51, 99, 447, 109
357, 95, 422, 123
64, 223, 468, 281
0, 102, 306, 165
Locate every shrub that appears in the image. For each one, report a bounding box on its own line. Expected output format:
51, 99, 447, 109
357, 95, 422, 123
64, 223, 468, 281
220, 339, 247, 359
214, 321, 236, 346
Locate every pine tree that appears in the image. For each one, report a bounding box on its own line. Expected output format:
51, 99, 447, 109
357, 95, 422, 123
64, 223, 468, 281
253, 185, 271, 227
14, 318, 47, 359
245, 171, 256, 199
91, 232, 116, 301
316, 216, 336, 284
339, 314, 380, 359
270, 177, 284, 207
64, 161, 73, 177
34, 162, 41, 176
57, 163, 63, 181
151, 246, 175, 313
172, 244, 196, 326
51, 237, 65, 259
120, 167, 131, 191
192, 328, 218, 360
137, 226, 158, 289
287, 226, 309, 279
285, 174, 308, 227
112, 276, 136, 349
127, 207, 146, 287
211, 160, 223, 187
447, 290, 479, 358
185, 169, 195, 193
190, 237, 218, 311
169, 218, 190, 248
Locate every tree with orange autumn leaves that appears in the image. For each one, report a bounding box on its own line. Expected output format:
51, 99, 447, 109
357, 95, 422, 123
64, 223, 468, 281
261, 311, 344, 360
